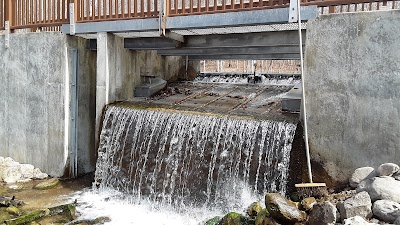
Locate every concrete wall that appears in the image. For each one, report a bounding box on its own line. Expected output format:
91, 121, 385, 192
305, 10, 400, 183
95, 33, 187, 145
0, 32, 97, 177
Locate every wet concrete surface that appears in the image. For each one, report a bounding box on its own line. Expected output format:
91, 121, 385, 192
127, 82, 299, 123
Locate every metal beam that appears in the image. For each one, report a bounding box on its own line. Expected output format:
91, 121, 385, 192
157, 46, 301, 56
164, 30, 185, 42
62, 6, 317, 35
62, 18, 160, 34
167, 6, 317, 29
188, 54, 301, 60
185, 30, 306, 48
124, 37, 182, 50
123, 30, 305, 50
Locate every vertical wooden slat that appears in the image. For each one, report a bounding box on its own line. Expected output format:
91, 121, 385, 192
133, 0, 137, 16
173, 0, 177, 14
108, 0, 111, 18
268, 0, 272, 7
205, 0, 208, 11
92, 0, 95, 19
197, 0, 200, 12
190, 0, 193, 12
154, 0, 157, 15
212, 0, 215, 11
98, 0, 101, 18
222, 0, 225, 10
147, 0, 150, 16
104, 0, 107, 18
182, 0, 185, 13
140, 0, 143, 16
329, 5, 334, 13
127, 0, 130, 17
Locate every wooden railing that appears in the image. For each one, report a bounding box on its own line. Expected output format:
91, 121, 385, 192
1, 0, 70, 31
0, 0, 5, 29
75, 0, 159, 22
0, 0, 398, 31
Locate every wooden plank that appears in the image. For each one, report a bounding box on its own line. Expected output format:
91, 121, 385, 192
147, 0, 150, 16
140, 0, 143, 17
128, 0, 131, 17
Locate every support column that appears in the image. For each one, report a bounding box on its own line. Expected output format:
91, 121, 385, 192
95, 32, 116, 146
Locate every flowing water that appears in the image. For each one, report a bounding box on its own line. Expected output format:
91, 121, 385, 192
73, 105, 297, 224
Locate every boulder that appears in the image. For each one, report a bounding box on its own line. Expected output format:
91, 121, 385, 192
343, 216, 379, 225
204, 216, 220, 225
255, 217, 281, 225
349, 167, 376, 188
19, 164, 34, 179
219, 212, 249, 225
255, 209, 271, 225
307, 201, 337, 225
265, 193, 306, 224
247, 202, 262, 218
33, 168, 48, 180
337, 191, 372, 221
356, 176, 400, 203
394, 216, 400, 225
33, 178, 60, 190
3, 166, 22, 184
377, 163, 400, 177
300, 197, 316, 211
372, 200, 400, 223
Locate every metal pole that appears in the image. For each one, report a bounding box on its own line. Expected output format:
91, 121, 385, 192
297, 1, 313, 183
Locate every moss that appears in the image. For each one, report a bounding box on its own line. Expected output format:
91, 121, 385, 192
204, 216, 221, 225
33, 178, 60, 190
4, 209, 50, 225
6, 206, 21, 216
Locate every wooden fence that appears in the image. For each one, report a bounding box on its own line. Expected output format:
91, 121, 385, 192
0, 0, 398, 30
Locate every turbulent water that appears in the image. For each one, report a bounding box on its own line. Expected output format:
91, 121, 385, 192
194, 74, 301, 86
93, 106, 296, 209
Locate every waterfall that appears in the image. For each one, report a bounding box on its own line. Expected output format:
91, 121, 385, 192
94, 105, 297, 209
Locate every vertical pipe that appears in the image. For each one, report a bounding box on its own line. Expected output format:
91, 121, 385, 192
70, 48, 79, 179
297, 0, 313, 183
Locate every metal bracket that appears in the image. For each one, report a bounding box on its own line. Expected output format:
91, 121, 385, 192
69, 3, 76, 35
5, 21, 9, 48
165, 30, 184, 43
289, 0, 298, 23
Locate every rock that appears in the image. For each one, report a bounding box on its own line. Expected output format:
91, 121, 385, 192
343, 216, 379, 225
4, 208, 50, 225
255, 209, 270, 225
219, 212, 248, 225
6, 206, 21, 216
247, 202, 262, 218
255, 217, 281, 225
300, 197, 316, 211
94, 216, 112, 224
33, 168, 48, 180
356, 176, 400, 203
33, 178, 60, 190
394, 216, 400, 225
265, 193, 306, 224
394, 173, 400, 181
337, 191, 372, 221
3, 165, 22, 184
372, 200, 400, 223
349, 167, 376, 188
0, 210, 11, 223
307, 201, 337, 225
19, 164, 34, 179
377, 163, 400, 177
204, 216, 220, 225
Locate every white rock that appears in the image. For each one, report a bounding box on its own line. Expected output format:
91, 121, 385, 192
338, 191, 372, 221
343, 216, 379, 225
377, 163, 400, 177
0, 157, 4, 165
357, 176, 400, 203
20, 164, 34, 179
394, 216, 400, 225
308, 201, 337, 225
16, 178, 32, 183
33, 168, 48, 179
372, 200, 400, 223
350, 167, 376, 188
3, 165, 22, 183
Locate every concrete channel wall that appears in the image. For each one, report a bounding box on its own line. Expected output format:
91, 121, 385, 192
305, 10, 400, 183
0, 32, 185, 177
0, 32, 97, 177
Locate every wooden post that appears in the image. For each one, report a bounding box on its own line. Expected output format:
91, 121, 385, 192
7, 0, 13, 28
74, 0, 79, 22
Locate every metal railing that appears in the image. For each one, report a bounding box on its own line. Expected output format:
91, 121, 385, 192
0, 0, 398, 31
